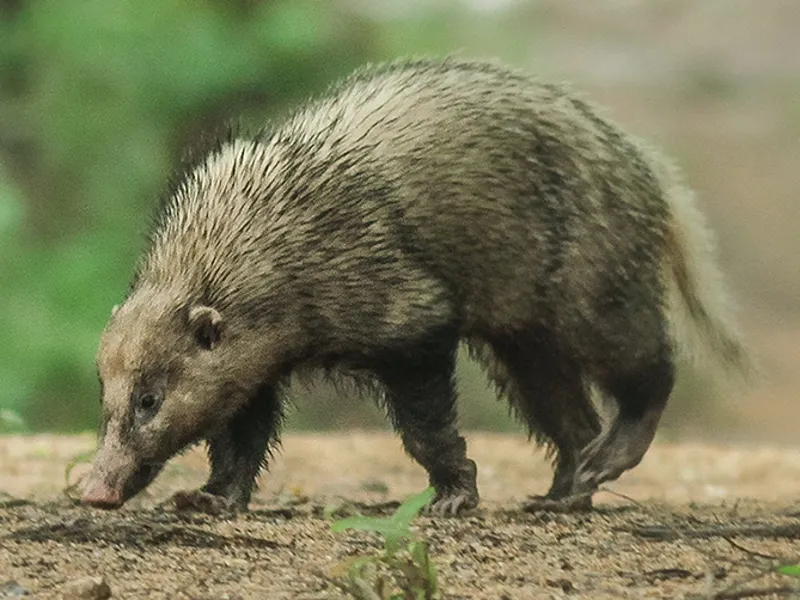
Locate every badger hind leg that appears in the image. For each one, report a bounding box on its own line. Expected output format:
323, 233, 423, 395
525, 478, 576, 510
374, 326, 478, 517
173, 384, 283, 514
570, 304, 676, 497
474, 329, 602, 510
572, 349, 674, 496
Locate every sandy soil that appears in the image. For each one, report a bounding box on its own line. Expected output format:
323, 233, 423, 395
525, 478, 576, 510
1, 432, 799, 599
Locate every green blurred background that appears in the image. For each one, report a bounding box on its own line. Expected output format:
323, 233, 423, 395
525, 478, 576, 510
1, 0, 798, 441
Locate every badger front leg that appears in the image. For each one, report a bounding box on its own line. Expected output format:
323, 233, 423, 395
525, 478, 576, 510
172, 384, 282, 514
376, 328, 479, 516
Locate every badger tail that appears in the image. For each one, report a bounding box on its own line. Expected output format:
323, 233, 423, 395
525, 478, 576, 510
653, 155, 756, 382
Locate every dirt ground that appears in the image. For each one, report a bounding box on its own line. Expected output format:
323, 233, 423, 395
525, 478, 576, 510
1, 433, 799, 599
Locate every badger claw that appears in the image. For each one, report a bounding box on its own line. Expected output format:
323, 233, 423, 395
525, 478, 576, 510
423, 489, 479, 517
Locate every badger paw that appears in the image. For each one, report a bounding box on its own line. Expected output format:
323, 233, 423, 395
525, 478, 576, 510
423, 488, 479, 517
171, 489, 232, 516
522, 493, 592, 513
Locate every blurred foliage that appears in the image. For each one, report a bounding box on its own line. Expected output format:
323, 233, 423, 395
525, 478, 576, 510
0, 408, 27, 433
0, 0, 378, 431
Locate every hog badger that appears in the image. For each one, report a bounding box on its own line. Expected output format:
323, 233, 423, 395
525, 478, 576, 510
82, 57, 750, 515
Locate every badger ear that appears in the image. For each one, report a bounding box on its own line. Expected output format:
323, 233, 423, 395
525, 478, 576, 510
110, 304, 120, 317
188, 305, 223, 350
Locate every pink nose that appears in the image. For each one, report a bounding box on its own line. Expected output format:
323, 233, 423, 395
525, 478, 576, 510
81, 477, 123, 509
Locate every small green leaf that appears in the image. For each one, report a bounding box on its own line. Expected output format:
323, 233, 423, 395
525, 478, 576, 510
332, 515, 403, 537
408, 540, 438, 596
391, 487, 435, 528
408, 541, 428, 566
778, 564, 800, 577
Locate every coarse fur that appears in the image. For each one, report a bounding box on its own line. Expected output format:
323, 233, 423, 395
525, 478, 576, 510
82, 56, 751, 515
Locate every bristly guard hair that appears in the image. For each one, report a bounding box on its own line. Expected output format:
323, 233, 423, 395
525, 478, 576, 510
87, 56, 752, 516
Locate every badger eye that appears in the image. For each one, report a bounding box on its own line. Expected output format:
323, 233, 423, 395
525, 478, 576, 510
133, 392, 161, 418
131, 386, 163, 421
139, 394, 156, 410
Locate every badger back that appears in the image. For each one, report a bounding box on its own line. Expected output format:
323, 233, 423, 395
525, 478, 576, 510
134, 58, 669, 331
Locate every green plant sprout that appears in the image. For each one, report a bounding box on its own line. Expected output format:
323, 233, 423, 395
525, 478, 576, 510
329, 487, 440, 600
777, 564, 800, 577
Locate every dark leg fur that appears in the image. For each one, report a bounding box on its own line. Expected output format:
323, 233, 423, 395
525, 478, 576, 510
373, 327, 478, 516
173, 384, 282, 514
572, 352, 674, 495
561, 275, 679, 494
482, 329, 601, 509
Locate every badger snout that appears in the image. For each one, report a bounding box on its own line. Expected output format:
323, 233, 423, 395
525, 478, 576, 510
81, 476, 124, 509
80, 435, 163, 509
